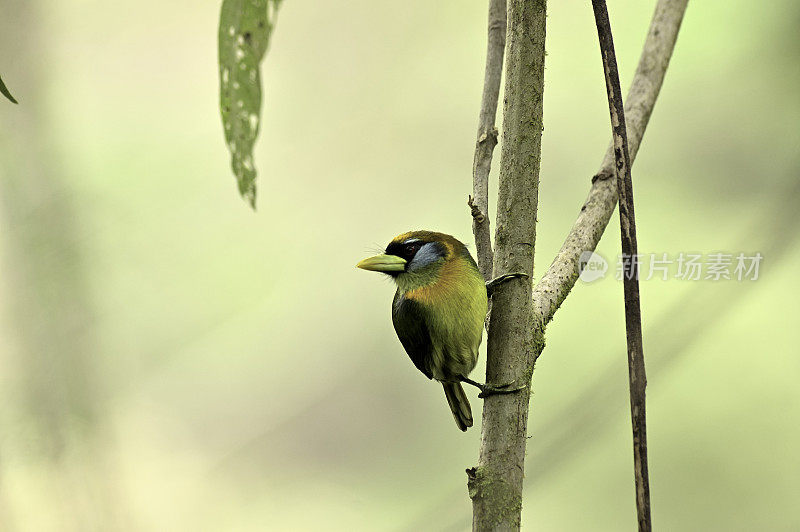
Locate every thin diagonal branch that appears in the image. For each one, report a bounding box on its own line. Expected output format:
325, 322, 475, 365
591, 0, 651, 529
469, 0, 506, 281
532, 0, 688, 324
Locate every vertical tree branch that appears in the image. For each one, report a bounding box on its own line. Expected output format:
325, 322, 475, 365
591, 1, 651, 530
532, 0, 688, 324
469, 0, 507, 281
457, 1, 684, 528
468, 1, 546, 530
0, 0, 122, 527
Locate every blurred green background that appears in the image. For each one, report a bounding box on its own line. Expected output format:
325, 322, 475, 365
1, 0, 798, 530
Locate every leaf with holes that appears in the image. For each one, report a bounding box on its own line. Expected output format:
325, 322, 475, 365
218, 0, 281, 208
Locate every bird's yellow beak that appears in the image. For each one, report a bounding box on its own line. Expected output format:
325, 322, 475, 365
356, 254, 407, 273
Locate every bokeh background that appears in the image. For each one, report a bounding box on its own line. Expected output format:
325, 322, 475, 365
1, 0, 798, 530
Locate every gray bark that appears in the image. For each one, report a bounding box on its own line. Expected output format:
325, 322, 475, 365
532, 0, 689, 325
591, 0, 651, 528
470, 0, 507, 281
468, 1, 547, 530
466, 0, 688, 529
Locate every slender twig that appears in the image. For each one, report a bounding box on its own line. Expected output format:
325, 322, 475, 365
591, 1, 651, 530
469, 0, 506, 281
532, 0, 688, 325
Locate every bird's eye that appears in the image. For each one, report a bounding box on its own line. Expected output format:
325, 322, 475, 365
404, 243, 422, 259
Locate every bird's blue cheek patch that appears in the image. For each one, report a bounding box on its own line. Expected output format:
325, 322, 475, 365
408, 242, 446, 271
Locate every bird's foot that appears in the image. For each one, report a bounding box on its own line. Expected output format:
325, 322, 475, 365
460, 376, 527, 399
477, 382, 528, 399
486, 272, 529, 297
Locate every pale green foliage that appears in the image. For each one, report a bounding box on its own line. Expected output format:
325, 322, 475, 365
218, 0, 281, 207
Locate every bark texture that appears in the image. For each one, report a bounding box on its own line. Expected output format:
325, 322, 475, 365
470, 0, 507, 280
466, 0, 688, 529
469, 1, 546, 530
591, 1, 651, 528
532, 0, 688, 325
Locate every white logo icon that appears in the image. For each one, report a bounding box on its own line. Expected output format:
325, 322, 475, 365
578, 250, 608, 283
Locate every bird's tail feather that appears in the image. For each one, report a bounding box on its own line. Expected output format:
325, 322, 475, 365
442, 382, 473, 431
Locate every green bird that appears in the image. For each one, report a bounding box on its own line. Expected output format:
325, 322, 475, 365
357, 230, 490, 431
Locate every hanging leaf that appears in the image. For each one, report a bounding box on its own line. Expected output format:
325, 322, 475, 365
218, 0, 281, 208
0, 73, 18, 104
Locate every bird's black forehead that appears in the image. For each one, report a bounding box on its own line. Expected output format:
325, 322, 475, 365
385, 237, 445, 262
385, 238, 421, 260
386, 238, 421, 256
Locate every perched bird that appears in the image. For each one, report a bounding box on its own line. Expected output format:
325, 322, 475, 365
356, 231, 488, 431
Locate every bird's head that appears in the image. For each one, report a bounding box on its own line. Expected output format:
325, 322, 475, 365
357, 231, 469, 290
